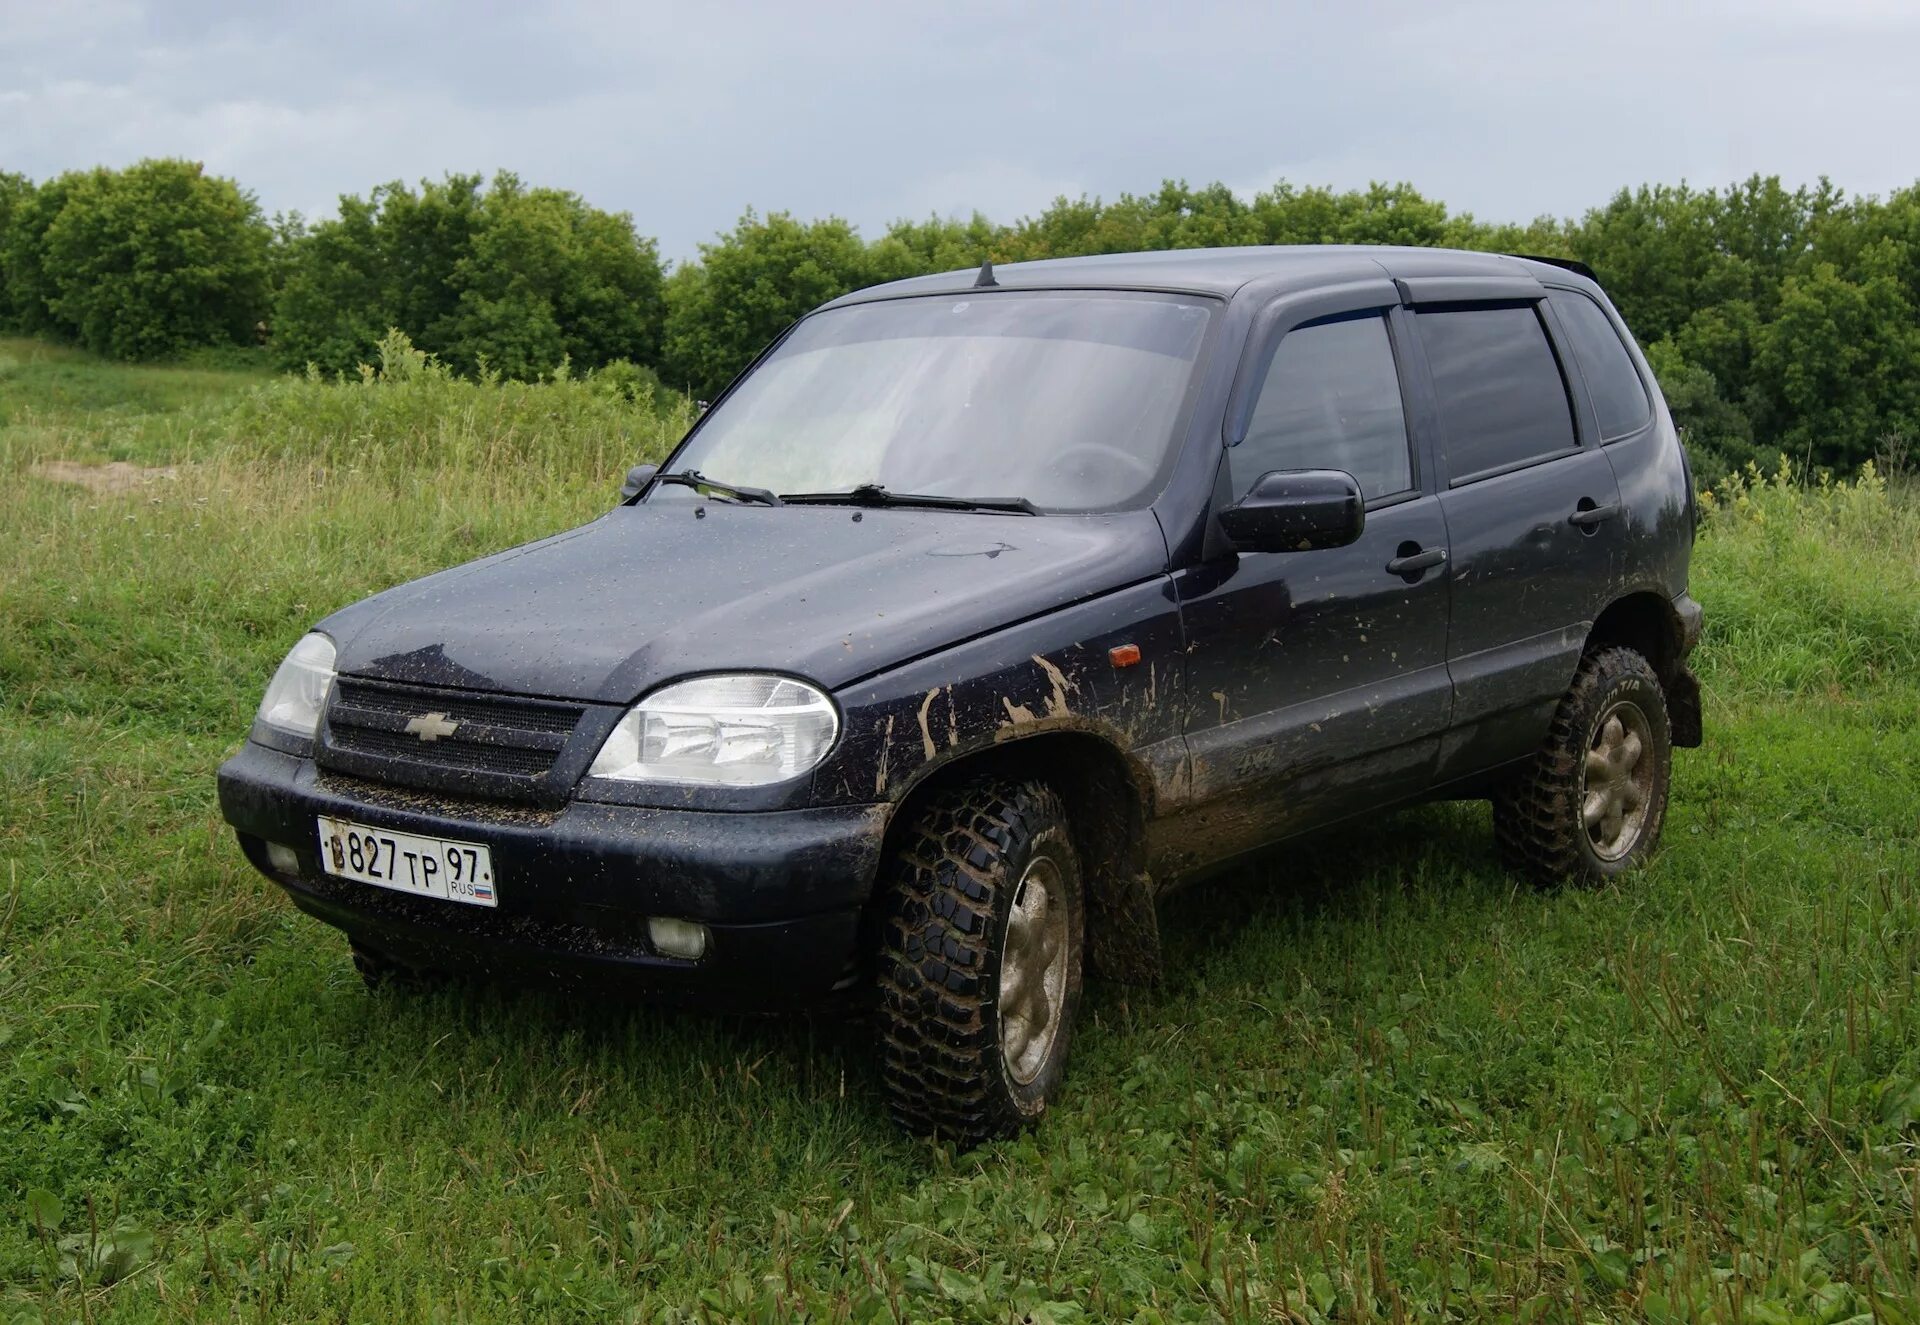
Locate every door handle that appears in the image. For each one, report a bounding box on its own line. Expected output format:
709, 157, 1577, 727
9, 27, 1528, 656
1569, 501, 1619, 527
1385, 546, 1447, 577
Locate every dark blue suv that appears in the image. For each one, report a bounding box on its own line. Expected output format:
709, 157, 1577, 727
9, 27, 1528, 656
219, 246, 1703, 1143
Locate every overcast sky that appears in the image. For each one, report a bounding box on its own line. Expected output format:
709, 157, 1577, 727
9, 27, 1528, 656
3, 0, 1916, 263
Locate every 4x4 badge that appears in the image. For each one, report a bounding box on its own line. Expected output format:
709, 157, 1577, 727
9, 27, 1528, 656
404, 711, 460, 742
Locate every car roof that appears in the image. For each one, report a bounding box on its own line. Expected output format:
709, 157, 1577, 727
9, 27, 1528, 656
823, 245, 1596, 307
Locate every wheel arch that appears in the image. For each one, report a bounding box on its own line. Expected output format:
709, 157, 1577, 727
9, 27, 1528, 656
874, 729, 1162, 984
1586, 590, 1702, 747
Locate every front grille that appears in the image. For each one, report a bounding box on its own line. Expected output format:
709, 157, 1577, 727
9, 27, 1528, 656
320, 678, 588, 799
325, 725, 557, 775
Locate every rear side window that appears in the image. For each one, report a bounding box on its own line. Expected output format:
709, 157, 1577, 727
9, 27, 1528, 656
1549, 290, 1651, 438
1232, 311, 1411, 501
1416, 305, 1577, 481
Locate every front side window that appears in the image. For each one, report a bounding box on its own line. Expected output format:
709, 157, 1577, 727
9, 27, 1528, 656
1231, 311, 1411, 501
658, 292, 1214, 512
1416, 305, 1577, 481
1548, 290, 1651, 439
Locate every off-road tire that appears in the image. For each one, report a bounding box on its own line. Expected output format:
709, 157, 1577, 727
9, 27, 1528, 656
1494, 646, 1673, 885
875, 778, 1085, 1145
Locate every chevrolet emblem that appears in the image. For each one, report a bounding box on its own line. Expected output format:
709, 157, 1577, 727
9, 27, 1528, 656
404, 711, 460, 742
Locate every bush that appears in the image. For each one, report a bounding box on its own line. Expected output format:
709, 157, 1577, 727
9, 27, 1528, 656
15, 160, 270, 359
270, 173, 664, 381
588, 357, 664, 407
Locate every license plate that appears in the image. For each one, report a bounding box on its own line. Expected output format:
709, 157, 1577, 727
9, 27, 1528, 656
316, 816, 497, 908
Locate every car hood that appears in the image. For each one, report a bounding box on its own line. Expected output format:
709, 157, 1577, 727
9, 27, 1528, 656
319, 501, 1169, 704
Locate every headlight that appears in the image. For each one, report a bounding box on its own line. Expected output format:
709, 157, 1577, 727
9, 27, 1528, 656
588, 674, 838, 786
257, 632, 336, 738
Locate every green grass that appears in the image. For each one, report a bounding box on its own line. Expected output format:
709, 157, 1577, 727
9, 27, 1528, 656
2, 345, 1918, 1321
0, 337, 273, 460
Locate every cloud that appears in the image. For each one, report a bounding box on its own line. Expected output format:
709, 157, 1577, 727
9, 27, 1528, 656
2, 0, 1915, 261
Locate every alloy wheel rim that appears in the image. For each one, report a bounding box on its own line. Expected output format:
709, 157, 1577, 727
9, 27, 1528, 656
1583, 699, 1654, 861
998, 854, 1070, 1086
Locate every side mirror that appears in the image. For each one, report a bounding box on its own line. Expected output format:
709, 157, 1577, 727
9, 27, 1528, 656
1219, 469, 1365, 553
620, 463, 658, 503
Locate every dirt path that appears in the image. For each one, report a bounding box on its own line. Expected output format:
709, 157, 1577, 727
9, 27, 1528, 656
30, 459, 179, 494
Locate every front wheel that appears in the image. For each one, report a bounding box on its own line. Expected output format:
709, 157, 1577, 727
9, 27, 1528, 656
1494, 646, 1673, 885
875, 778, 1085, 1145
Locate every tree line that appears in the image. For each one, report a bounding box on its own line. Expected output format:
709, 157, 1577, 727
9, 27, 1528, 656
2, 159, 1916, 480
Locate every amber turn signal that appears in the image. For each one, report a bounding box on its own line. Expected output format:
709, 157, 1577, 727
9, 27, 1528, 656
1108, 643, 1142, 668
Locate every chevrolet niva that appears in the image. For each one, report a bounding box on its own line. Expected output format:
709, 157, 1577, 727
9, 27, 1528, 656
219, 246, 1702, 1144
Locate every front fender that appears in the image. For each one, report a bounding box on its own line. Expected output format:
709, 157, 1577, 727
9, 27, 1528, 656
810, 578, 1188, 811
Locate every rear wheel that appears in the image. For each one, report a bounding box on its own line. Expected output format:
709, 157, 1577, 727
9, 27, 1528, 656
875, 778, 1084, 1145
1494, 646, 1673, 885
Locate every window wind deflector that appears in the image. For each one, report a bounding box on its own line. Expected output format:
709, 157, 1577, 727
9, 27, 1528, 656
779, 483, 1038, 515
651, 470, 784, 506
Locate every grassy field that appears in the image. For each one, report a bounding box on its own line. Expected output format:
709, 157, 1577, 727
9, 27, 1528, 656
2, 340, 1918, 1323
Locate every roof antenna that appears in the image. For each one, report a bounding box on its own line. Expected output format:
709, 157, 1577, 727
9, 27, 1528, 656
973, 258, 999, 288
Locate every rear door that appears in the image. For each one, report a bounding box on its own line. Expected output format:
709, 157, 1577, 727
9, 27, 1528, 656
1401, 295, 1626, 779
1172, 289, 1453, 860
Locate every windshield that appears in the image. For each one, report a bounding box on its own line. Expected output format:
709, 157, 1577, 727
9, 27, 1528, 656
656, 291, 1214, 512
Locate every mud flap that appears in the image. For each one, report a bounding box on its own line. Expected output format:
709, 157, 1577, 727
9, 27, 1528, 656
1086, 870, 1161, 984
1668, 665, 1703, 748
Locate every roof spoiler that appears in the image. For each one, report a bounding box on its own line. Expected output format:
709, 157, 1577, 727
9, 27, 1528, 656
1508, 253, 1600, 284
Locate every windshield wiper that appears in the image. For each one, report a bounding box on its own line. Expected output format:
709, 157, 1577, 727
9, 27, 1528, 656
652, 469, 784, 506
780, 483, 1038, 515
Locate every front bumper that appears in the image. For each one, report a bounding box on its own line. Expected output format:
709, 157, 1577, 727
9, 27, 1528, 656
217, 741, 889, 1008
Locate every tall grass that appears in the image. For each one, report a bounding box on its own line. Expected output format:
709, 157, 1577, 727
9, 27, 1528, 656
1697, 458, 1920, 695
1, 343, 1917, 1321
220, 331, 693, 478
2, 328, 691, 479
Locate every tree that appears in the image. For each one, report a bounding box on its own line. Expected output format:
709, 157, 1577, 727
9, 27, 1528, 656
1712, 174, 1842, 319
1666, 300, 1763, 414
443, 176, 665, 378
1254, 181, 1453, 248
1749, 240, 1920, 471
269, 191, 397, 373
1820, 184, 1920, 324
271, 173, 664, 378
1642, 340, 1760, 484
0, 170, 34, 329
271, 175, 482, 374
1, 172, 80, 338
1000, 180, 1264, 260
34, 159, 270, 359
1445, 212, 1571, 257
661, 210, 878, 398
1566, 183, 1737, 345
10, 155, 1917, 479
1144, 181, 1265, 249
870, 212, 1002, 279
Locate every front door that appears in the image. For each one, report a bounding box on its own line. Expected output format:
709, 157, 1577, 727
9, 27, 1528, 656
1165, 304, 1453, 871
